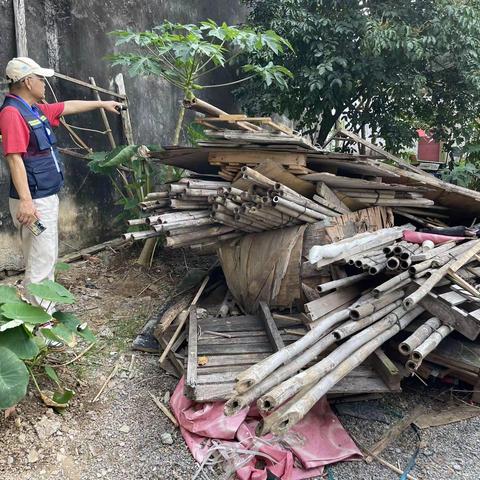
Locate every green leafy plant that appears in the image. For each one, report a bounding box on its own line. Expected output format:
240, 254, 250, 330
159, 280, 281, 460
108, 19, 292, 145
0, 282, 96, 410
87, 144, 165, 224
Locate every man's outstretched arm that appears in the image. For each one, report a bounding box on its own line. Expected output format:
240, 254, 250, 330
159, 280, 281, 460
62, 100, 124, 116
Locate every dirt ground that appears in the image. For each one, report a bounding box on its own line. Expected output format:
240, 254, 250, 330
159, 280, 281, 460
1, 245, 480, 480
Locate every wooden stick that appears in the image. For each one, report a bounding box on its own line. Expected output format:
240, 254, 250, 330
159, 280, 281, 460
61, 342, 96, 366
55, 72, 126, 99
148, 392, 178, 427
89, 77, 116, 149
159, 310, 189, 364
91, 361, 120, 403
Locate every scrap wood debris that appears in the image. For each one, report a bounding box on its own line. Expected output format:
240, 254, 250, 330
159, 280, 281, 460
128, 105, 480, 477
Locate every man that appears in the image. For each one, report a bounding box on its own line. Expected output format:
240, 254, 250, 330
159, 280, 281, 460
0, 57, 123, 307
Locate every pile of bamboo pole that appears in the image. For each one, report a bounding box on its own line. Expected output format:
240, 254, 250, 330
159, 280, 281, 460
124, 168, 346, 248
123, 178, 242, 249
221, 236, 480, 434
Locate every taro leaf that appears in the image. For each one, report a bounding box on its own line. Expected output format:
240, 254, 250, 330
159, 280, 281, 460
0, 346, 29, 409
0, 319, 24, 332
26, 280, 75, 304
40, 326, 76, 348
1, 303, 51, 324
39, 387, 75, 409
53, 312, 96, 344
0, 326, 39, 360
55, 262, 71, 272
44, 366, 60, 386
0, 286, 22, 305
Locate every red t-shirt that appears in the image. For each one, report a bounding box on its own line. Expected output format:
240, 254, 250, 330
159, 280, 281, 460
0, 101, 65, 155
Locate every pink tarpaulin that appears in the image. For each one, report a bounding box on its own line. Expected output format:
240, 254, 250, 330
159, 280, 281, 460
170, 377, 362, 480
403, 230, 465, 245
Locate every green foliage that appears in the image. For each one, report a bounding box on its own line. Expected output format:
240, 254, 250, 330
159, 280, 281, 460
0, 281, 96, 410
441, 161, 480, 190
55, 262, 71, 272
109, 20, 292, 100
239, 0, 480, 150
88, 145, 162, 224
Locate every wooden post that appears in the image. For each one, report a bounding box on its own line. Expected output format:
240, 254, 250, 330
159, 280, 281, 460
13, 0, 28, 56
114, 73, 134, 145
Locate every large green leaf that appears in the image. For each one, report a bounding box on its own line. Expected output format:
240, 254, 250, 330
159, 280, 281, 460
0, 326, 39, 360
27, 280, 75, 304
0, 286, 22, 305
0, 347, 29, 409
53, 312, 96, 344
1, 303, 51, 324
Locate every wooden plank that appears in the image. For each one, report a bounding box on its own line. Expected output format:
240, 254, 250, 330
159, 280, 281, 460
200, 316, 265, 332
258, 302, 285, 352
158, 336, 184, 377
186, 308, 198, 388
371, 349, 402, 390
209, 150, 307, 167
305, 285, 361, 321
12, 0, 28, 56
198, 343, 274, 355
196, 353, 270, 367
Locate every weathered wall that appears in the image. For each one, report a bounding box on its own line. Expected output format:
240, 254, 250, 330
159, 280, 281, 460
0, 0, 246, 270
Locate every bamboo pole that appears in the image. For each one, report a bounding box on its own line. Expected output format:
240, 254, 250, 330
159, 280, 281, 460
398, 317, 442, 355
349, 290, 404, 320
411, 324, 454, 362
165, 225, 234, 247
257, 304, 415, 414
372, 270, 413, 298
258, 306, 424, 436
316, 272, 368, 293
333, 300, 403, 340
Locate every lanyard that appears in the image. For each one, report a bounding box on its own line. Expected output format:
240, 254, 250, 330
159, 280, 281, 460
7, 94, 54, 146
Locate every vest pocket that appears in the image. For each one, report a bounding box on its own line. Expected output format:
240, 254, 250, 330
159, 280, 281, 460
27, 161, 62, 194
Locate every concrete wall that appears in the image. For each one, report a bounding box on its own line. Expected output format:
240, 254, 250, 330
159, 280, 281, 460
0, 0, 246, 270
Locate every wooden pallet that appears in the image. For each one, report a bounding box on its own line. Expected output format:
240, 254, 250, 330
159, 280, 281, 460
186, 313, 400, 402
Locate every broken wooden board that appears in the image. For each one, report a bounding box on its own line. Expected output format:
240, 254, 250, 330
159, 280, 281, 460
413, 283, 480, 340
414, 403, 480, 429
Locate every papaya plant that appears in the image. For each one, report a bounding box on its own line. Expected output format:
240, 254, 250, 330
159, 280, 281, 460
0, 281, 96, 410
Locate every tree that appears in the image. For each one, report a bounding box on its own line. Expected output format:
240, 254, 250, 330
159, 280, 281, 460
109, 20, 292, 145
238, 0, 480, 151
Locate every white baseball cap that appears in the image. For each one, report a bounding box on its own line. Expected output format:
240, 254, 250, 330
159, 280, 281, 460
5, 57, 54, 83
